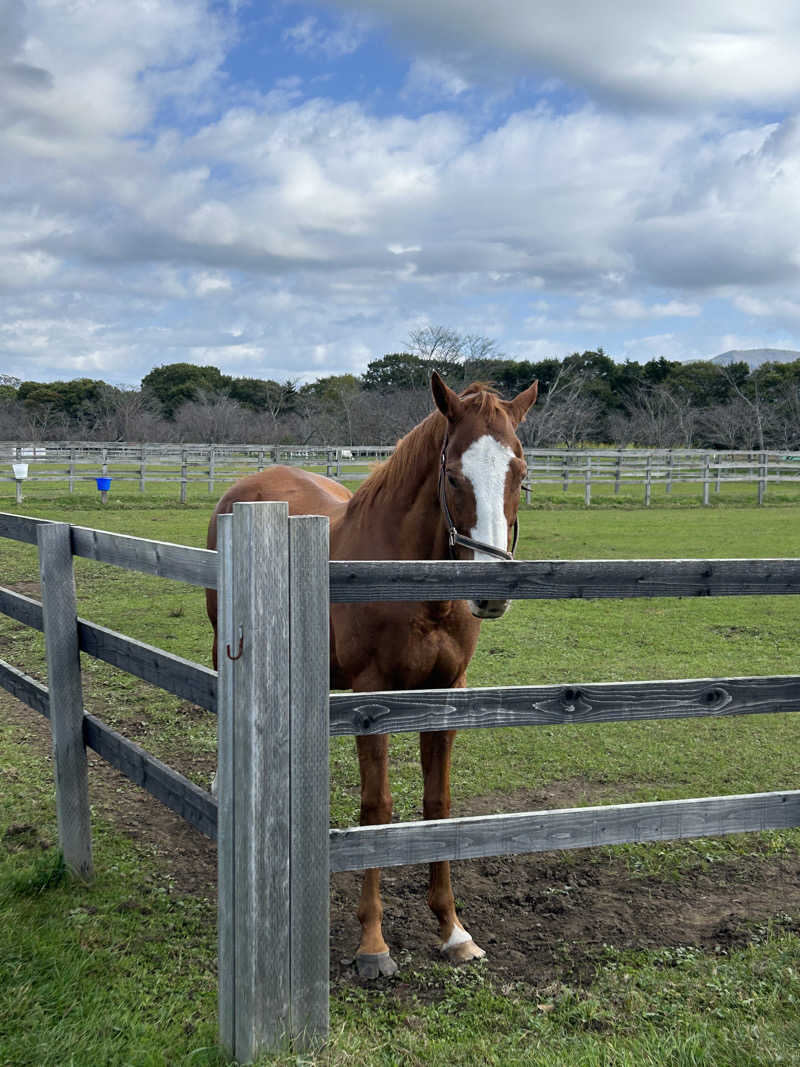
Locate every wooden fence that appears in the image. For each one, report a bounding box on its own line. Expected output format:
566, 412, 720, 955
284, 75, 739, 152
2, 442, 800, 505
1, 504, 800, 1062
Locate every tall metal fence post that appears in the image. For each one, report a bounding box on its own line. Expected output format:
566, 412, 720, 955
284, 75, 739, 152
217, 501, 329, 1062
37, 522, 93, 882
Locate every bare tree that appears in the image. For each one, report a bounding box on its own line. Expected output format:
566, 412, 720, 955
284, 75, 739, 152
407, 325, 464, 364
172, 392, 250, 443
614, 385, 697, 448
719, 368, 770, 451
517, 365, 601, 447
772, 384, 800, 450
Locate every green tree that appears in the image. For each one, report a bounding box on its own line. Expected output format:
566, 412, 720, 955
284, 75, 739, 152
227, 376, 296, 416
362, 353, 430, 390
141, 363, 229, 418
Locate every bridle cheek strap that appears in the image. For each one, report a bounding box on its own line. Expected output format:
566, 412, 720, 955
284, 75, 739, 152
438, 437, 519, 562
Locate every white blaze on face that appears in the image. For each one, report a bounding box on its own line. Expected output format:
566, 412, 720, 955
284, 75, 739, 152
460, 434, 515, 561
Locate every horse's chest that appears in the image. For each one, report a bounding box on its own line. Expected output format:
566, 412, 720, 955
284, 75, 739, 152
332, 602, 480, 691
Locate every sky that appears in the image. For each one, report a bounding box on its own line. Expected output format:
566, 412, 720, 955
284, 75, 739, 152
3, 1, 800, 388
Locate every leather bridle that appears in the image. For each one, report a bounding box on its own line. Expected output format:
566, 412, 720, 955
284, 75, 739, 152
438, 433, 519, 562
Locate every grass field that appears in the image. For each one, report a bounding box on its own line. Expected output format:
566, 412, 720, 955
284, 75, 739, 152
1, 486, 799, 1065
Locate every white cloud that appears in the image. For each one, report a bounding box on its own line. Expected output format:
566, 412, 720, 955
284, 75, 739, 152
733, 293, 800, 322
326, 0, 800, 110
2, 1, 800, 386
192, 271, 233, 295
403, 56, 471, 99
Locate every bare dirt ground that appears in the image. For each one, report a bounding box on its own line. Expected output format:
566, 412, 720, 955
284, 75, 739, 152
4, 692, 799, 994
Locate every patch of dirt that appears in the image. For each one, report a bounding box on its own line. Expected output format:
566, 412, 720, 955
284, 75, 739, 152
3, 690, 799, 994
2, 580, 42, 599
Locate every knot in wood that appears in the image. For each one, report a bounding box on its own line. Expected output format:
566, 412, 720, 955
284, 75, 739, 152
353, 704, 389, 733
701, 686, 731, 711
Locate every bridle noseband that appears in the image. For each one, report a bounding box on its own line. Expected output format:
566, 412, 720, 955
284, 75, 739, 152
438, 433, 519, 562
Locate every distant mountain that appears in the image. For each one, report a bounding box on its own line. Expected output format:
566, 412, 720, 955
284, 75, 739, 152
710, 347, 800, 369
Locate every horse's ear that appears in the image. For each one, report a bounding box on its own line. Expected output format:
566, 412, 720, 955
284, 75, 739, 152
431, 371, 465, 421
506, 380, 538, 426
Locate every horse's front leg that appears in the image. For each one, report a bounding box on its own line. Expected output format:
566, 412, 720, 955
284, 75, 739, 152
354, 733, 398, 978
420, 726, 486, 963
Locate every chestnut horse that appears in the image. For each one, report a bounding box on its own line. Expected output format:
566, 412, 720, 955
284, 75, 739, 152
206, 372, 537, 977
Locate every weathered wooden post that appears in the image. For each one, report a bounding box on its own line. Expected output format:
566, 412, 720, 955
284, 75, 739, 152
37, 522, 94, 882
584, 455, 592, 506
139, 446, 146, 492
758, 452, 767, 506
180, 450, 188, 504
665, 451, 673, 495
208, 447, 215, 494
217, 501, 330, 1062
614, 452, 622, 494
644, 454, 652, 507
69, 448, 76, 493
702, 454, 710, 506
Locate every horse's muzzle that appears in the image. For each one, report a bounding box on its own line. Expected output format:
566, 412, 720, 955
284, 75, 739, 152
468, 598, 510, 620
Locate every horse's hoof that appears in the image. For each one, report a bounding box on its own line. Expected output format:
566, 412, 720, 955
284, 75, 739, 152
442, 939, 486, 964
355, 951, 399, 979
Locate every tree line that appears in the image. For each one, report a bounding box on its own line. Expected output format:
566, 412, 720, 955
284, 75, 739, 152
2, 326, 800, 450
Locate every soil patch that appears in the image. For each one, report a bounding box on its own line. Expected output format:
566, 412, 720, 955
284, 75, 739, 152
3, 691, 799, 994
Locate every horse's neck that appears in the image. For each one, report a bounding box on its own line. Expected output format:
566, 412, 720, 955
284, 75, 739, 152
338, 421, 450, 560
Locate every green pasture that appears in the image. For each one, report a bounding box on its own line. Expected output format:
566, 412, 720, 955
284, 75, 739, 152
1, 491, 799, 1064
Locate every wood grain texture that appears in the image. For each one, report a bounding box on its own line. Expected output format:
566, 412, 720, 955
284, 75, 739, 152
37, 522, 94, 881
69, 525, 216, 588
329, 791, 800, 872
231, 502, 291, 1060
329, 557, 800, 603
216, 513, 236, 1053
329, 674, 800, 735
289, 515, 330, 1045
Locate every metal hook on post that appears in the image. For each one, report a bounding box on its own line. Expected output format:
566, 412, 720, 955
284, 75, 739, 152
226, 625, 244, 661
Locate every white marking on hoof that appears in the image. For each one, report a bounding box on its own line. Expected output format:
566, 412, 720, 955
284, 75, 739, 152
441, 924, 473, 950
440, 925, 487, 963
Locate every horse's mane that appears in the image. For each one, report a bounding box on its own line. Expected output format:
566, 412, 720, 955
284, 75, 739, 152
347, 382, 506, 514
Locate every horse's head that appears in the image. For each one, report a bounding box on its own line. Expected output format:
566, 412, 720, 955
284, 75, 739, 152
431, 371, 538, 619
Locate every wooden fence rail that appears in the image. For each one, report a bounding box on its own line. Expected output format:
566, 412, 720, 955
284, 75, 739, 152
1, 504, 799, 1061
2, 443, 800, 505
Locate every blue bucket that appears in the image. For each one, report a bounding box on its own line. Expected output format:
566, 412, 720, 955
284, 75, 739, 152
96, 477, 112, 491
